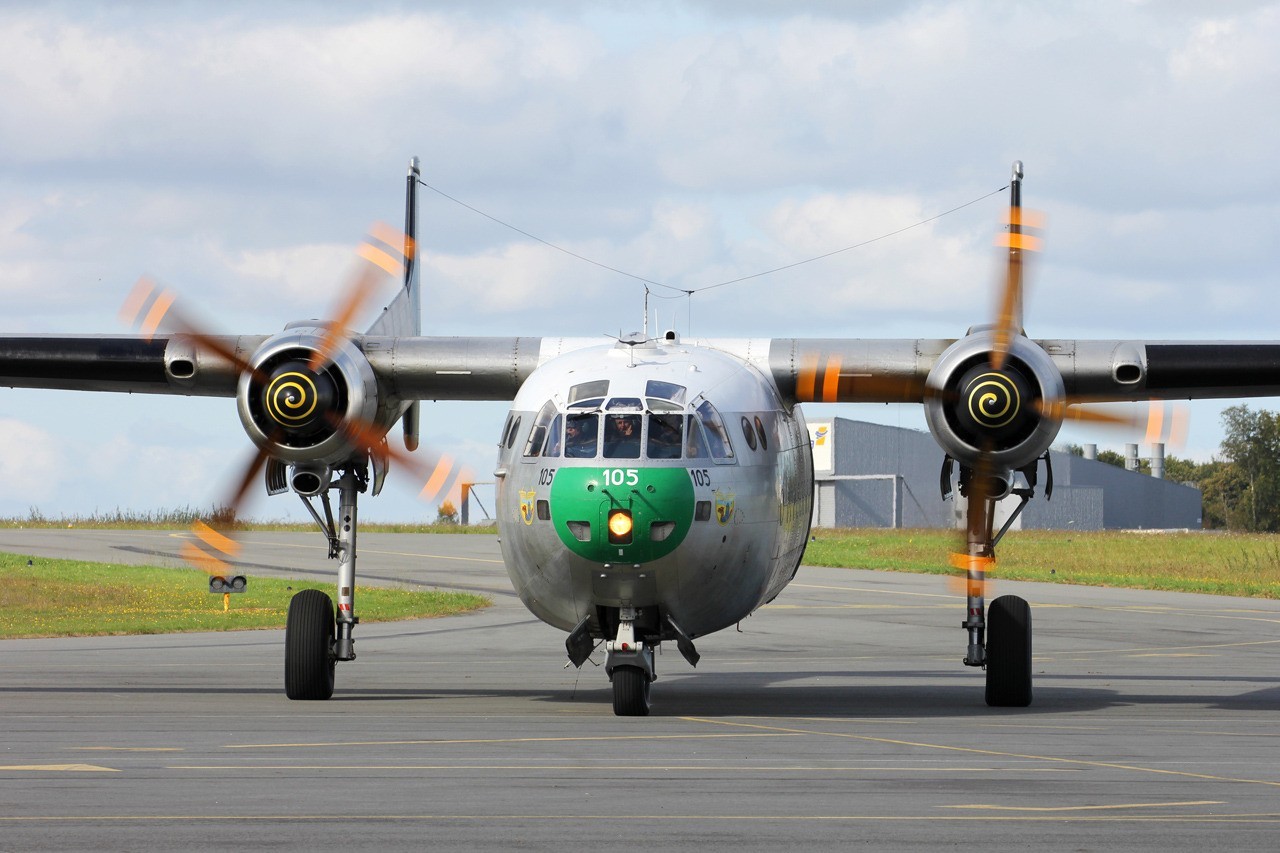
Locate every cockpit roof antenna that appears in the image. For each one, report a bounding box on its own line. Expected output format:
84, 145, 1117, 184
643, 286, 649, 341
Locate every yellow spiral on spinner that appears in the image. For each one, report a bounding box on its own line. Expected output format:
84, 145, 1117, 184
266, 371, 319, 424
966, 372, 1020, 429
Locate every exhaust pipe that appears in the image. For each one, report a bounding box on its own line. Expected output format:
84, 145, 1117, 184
290, 464, 332, 497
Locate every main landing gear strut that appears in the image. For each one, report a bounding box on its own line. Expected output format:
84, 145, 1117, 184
284, 464, 365, 700
945, 455, 1044, 708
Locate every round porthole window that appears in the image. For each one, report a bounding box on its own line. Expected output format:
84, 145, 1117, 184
740, 416, 757, 451
755, 415, 768, 451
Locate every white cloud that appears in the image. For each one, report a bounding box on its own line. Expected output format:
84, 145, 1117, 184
2, 1, 1280, 518
0, 419, 65, 509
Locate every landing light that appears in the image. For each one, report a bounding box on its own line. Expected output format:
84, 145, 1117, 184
608, 510, 633, 545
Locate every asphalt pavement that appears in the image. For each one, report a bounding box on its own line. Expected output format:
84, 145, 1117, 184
2, 529, 1279, 850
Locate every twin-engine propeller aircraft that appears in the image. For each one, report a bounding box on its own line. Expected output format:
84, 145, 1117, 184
4, 159, 1280, 715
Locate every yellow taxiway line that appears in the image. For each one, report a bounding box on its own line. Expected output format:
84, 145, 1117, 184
681, 717, 1280, 790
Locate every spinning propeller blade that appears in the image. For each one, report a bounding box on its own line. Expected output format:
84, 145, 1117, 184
990, 163, 1044, 371
308, 223, 413, 372
179, 443, 271, 576
120, 224, 423, 576
1040, 399, 1189, 448
327, 412, 475, 506
948, 438, 999, 598
120, 277, 269, 385
944, 164, 1182, 601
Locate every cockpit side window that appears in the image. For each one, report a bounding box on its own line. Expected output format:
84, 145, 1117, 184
685, 414, 711, 459
647, 413, 683, 459
523, 400, 558, 458
695, 400, 735, 461
499, 414, 515, 449
542, 414, 564, 457
565, 412, 599, 458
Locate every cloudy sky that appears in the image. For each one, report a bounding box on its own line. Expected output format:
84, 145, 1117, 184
2, 0, 1279, 522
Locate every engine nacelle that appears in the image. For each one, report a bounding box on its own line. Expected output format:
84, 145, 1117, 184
236, 327, 379, 466
923, 332, 1065, 472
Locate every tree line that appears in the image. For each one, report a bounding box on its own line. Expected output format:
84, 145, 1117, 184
1068, 404, 1280, 531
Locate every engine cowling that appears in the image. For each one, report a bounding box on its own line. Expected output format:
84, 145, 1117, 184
236, 326, 379, 465
923, 332, 1065, 472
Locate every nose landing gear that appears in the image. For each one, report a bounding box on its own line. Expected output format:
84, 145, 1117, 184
605, 607, 654, 716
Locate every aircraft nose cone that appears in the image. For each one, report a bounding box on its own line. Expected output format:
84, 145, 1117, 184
549, 466, 695, 563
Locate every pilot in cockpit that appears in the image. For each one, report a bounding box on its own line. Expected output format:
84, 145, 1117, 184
647, 414, 682, 459
565, 414, 598, 458
603, 414, 641, 458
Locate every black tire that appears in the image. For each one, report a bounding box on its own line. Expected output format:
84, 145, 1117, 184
285, 589, 336, 700
612, 666, 651, 716
985, 594, 1032, 707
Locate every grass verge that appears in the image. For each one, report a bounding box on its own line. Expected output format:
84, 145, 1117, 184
805, 528, 1280, 598
1, 509, 497, 534
0, 552, 489, 639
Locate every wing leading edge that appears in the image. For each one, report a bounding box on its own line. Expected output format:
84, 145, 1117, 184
4, 335, 1280, 404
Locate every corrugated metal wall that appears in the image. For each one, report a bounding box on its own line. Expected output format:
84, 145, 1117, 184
810, 418, 1201, 530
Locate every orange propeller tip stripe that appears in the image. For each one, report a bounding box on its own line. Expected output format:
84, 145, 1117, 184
995, 232, 1043, 252
948, 553, 995, 572
118, 276, 178, 342
419, 454, 457, 501
307, 225, 407, 372
947, 552, 995, 597
946, 574, 994, 597
180, 541, 230, 576
192, 519, 241, 557
367, 220, 409, 250
357, 242, 403, 278
796, 354, 820, 403
1001, 208, 1046, 229
360, 221, 413, 277
1144, 400, 1191, 448
118, 276, 157, 326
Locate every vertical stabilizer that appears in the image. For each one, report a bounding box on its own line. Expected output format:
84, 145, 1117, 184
367, 157, 422, 338
366, 157, 424, 450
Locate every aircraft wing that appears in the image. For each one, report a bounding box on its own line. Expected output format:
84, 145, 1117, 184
4, 334, 1280, 405
761, 338, 1280, 404
0, 334, 260, 396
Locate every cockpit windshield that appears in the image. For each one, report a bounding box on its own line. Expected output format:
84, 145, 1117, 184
603, 413, 642, 459
647, 413, 683, 458
526, 389, 737, 463
565, 412, 599, 457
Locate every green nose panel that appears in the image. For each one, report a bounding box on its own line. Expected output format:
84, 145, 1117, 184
550, 466, 696, 563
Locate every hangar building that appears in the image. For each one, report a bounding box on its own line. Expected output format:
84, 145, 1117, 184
809, 417, 1201, 531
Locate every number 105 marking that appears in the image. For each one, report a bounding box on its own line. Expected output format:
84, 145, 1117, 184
602, 468, 639, 486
